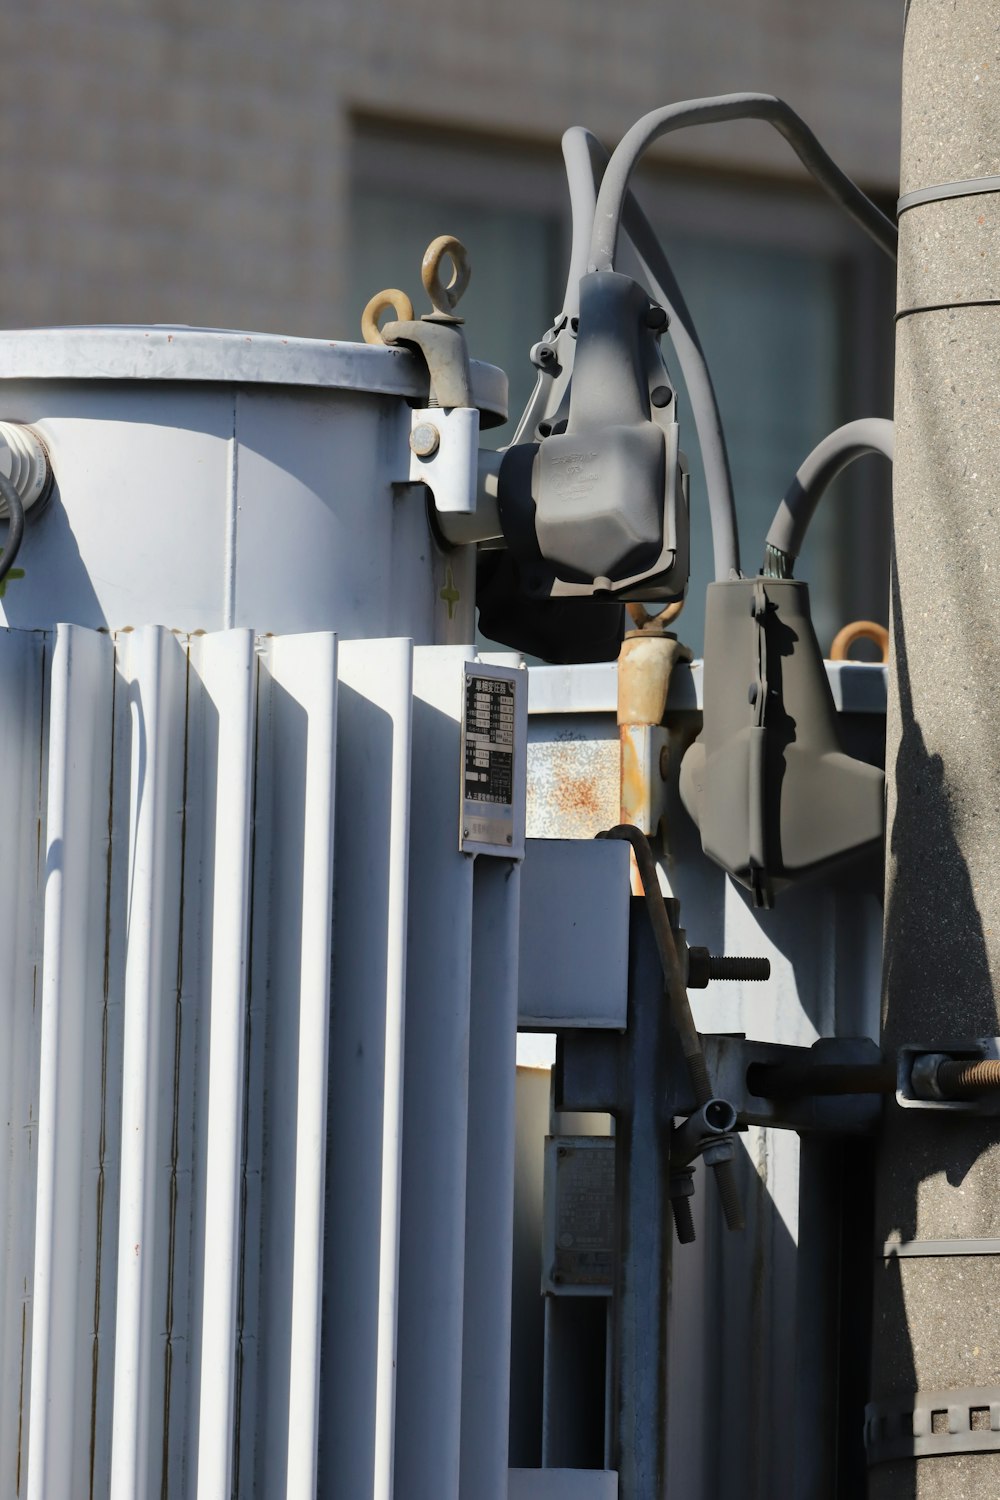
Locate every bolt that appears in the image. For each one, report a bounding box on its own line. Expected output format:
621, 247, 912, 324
506, 833, 513, 844
669, 1170, 696, 1245
651, 385, 673, 407
671, 1196, 696, 1244
708, 955, 771, 982
686, 947, 770, 987
711, 1157, 745, 1232
410, 421, 440, 458
645, 305, 669, 330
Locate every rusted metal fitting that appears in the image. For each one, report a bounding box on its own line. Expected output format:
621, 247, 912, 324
361, 288, 417, 346
617, 632, 693, 855
421, 234, 471, 318
829, 618, 889, 662
617, 633, 692, 729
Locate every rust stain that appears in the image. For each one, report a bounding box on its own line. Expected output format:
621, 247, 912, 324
526, 738, 618, 839
619, 727, 650, 828
552, 763, 603, 821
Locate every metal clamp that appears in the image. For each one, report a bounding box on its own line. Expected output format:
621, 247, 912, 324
897, 1038, 1000, 1115
406, 406, 479, 515
867, 1386, 1000, 1464
361, 237, 481, 515
669, 1098, 739, 1245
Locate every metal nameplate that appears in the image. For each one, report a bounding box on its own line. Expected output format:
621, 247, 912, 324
543, 1136, 615, 1295
460, 662, 526, 858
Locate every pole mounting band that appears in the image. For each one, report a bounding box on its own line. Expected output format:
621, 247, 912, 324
884, 1237, 1000, 1258
867, 1387, 1000, 1463
898, 175, 1000, 215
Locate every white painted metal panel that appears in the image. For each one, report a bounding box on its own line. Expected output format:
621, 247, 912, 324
242, 632, 339, 1500
0, 630, 47, 1497
109, 626, 190, 1500
460, 858, 522, 1500
188, 631, 257, 1499
319, 638, 412, 1500
394, 646, 477, 1500
0, 621, 528, 1500
518, 840, 630, 1029
27, 626, 114, 1500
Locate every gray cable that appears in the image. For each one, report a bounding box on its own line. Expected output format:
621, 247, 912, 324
0, 472, 25, 586
559, 127, 599, 324
764, 417, 894, 573
560, 126, 741, 579
589, 94, 898, 272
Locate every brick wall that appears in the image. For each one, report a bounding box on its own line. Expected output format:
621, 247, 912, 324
0, 0, 902, 336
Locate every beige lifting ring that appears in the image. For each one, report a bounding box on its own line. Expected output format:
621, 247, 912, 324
361, 288, 416, 347
422, 235, 471, 316
829, 619, 890, 663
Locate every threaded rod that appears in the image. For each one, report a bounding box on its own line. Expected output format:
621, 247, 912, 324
707, 955, 771, 982
671, 1195, 696, 1245
936, 1058, 1000, 1096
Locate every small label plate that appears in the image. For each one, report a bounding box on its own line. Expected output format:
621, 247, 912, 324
543, 1136, 615, 1295
460, 662, 525, 858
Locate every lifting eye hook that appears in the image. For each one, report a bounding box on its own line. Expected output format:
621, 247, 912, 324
361, 235, 472, 346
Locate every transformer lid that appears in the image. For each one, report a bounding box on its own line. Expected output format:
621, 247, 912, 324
0, 324, 509, 428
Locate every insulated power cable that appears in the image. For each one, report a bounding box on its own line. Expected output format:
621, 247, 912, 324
589, 93, 898, 273
763, 417, 894, 576
0, 471, 26, 587
560, 126, 740, 580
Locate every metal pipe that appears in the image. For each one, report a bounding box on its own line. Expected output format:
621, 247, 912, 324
747, 1060, 895, 1098
612, 904, 676, 1499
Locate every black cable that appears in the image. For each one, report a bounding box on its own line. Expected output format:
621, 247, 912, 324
0, 472, 25, 587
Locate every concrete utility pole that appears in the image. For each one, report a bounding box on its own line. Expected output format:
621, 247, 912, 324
872, 3, 1000, 1497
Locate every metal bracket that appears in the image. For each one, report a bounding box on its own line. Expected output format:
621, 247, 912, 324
558, 1031, 883, 1135
866, 1387, 1000, 1464
701, 1035, 884, 1136
407, 406, 479, 515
